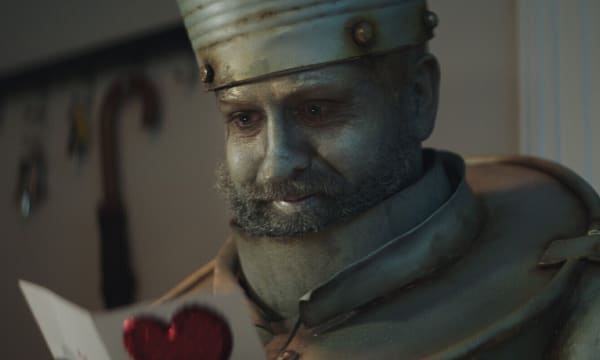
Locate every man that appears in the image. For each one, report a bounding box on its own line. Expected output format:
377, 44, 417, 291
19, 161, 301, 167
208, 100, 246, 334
162, 0, 600, 358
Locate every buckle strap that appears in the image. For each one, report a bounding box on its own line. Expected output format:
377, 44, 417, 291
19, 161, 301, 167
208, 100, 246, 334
538, 229, 600, 267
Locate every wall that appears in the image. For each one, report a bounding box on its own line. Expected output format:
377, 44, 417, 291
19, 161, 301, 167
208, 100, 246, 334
0, 0, 181, 76
0, 1, 519, 358
427, 0, 519, 155
518, 0, 600, 192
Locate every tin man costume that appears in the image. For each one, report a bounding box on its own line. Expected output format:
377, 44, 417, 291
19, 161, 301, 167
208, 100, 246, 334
161, 0, 600, 358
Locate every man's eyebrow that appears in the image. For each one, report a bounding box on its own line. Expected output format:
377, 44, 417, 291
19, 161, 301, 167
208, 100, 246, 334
216, 95, 260, 109
216, 85, 254, 102
281, 83, 353, 102
217, 98, 250, 106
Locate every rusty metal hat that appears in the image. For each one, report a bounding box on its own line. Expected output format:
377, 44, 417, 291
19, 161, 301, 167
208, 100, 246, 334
177, 0, 438, 90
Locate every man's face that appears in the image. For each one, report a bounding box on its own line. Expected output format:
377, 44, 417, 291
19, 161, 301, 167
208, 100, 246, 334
215, 59, 425, 237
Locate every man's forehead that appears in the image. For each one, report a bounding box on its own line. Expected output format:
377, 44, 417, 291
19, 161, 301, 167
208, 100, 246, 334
216, 64, 364, 102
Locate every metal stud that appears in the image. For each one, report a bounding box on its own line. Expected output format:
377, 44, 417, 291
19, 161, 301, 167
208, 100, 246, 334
424, 11, 439, 30
200, 64, 214, 83
352, 21, 375, 47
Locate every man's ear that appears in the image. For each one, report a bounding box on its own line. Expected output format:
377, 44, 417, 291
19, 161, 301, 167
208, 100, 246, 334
410, 53, 440, 141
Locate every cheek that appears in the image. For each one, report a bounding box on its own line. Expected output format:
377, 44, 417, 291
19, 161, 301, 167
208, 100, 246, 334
312, 98, 404, 184
225, 137, 264, 184
314, 123, 387, 183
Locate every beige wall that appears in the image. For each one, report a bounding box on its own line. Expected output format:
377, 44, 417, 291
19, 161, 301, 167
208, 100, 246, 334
427, 0, 519, 156
0, 0, 181, 75
0, 1, 518, 358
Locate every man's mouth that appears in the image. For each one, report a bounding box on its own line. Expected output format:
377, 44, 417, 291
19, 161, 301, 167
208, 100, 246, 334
272, 194, 316, 211
281, 194, 314, 202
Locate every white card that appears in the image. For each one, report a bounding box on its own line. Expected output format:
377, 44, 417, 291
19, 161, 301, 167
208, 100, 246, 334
19, 280, 266, 360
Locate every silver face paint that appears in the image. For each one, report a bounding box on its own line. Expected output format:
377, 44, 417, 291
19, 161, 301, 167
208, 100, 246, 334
215, 59, 424, 237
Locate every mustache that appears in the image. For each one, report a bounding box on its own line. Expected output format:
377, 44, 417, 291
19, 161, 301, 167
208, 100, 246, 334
216, 164, 347, 202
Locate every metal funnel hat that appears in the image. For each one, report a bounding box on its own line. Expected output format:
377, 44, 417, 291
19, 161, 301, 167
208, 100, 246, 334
177, 0, 438, 90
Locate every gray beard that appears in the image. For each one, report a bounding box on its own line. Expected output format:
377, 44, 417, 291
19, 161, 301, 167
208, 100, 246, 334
216, 147, 418, 237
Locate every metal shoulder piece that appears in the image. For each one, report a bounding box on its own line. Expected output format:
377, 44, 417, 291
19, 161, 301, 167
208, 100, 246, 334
467, 155, 600, 357
468, 155, 600, 264
176, 0, 438, 90
555, 275, 600, 358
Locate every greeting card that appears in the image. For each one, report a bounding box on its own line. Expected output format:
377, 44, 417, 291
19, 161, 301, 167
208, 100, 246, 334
19, 280, 265, 360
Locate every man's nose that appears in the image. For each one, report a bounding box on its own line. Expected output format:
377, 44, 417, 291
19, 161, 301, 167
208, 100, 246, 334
257, 113, 310, 183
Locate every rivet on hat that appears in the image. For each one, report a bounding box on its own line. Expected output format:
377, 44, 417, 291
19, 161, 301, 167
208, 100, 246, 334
352, 21, 375, 47
424, 11, 439, 30
200, 64, 214, 83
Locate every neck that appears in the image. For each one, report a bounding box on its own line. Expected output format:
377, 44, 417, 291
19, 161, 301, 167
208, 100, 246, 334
233, 150, 451, 319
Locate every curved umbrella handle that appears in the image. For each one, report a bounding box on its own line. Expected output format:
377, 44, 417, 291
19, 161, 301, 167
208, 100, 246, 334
98, 74, 160, 308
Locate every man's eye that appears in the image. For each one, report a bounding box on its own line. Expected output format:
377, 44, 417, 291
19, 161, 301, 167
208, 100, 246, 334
229, 111, 261, 129
297, 103, 327, 123
308, 104, 322, 116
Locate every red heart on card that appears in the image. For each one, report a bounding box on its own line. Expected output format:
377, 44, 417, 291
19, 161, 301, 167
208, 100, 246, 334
123, 306, 233, 360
